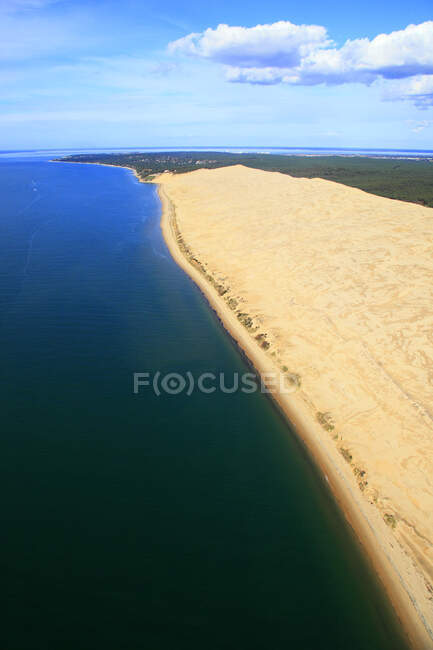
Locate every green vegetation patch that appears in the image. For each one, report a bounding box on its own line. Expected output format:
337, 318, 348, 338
317, 411, 335, 431
339, 447, 353, 463
384, 513, 397, 529
57, 152, 433, 207
286, 372, 301, 388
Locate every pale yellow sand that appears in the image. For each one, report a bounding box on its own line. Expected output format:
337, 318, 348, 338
156, 165, 433, 648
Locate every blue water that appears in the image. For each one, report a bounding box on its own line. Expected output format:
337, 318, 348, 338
1, 146, 433, 159
0, 154, 408, 649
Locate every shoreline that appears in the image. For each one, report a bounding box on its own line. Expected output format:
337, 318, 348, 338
55, 159, 433, 648
156, 179, 433, 650
50, 159, 143, 182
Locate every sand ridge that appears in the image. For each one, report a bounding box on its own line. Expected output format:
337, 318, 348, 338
157, 164, 433, 647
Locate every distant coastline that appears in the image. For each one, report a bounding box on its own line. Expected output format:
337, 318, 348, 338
17, 144, 433, 159
46, 145, 433, 164
52, 151, 433, 208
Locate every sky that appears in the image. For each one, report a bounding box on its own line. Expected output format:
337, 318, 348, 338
1, 0, 433, 149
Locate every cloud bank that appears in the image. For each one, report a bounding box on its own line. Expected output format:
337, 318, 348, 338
169, 21, 433, 106
168, 21, 331, 68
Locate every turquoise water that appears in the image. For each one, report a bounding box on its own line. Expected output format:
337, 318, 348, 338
2, 146, 433, 158
1, 155, 408, 649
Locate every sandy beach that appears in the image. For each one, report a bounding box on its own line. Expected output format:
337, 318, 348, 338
155, 165, 433, 648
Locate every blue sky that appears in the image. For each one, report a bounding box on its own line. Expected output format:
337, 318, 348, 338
1, 0, 433, 149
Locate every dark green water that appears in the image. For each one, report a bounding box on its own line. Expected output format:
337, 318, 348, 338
1, 155, 408, 649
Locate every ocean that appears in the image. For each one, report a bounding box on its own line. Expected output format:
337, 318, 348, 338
2, 146, 433, 159
0, 153, 408, 649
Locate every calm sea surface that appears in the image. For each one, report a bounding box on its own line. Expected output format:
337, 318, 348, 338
0, 155, 408, 649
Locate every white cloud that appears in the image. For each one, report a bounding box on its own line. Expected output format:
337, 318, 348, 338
409, 120, 432, 132
384, 75, 433, 108
169, 21, 331, 68
169, 21, 433, 106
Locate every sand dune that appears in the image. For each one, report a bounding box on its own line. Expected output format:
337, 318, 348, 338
157, 164, 433, 647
